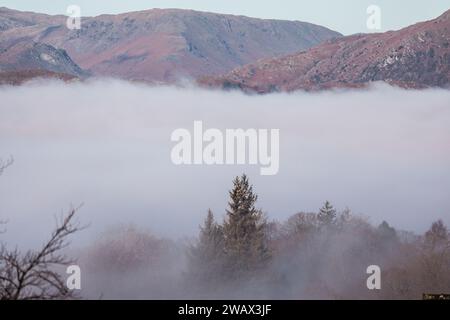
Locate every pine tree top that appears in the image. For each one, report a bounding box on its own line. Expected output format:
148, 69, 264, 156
227, 174, 258, 218
318, 200, 337, 226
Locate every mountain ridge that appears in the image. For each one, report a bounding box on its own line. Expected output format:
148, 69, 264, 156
200, 9, 450, 92
0, 7, 341, 83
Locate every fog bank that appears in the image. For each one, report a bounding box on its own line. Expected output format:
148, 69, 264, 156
0, 80, 449, 248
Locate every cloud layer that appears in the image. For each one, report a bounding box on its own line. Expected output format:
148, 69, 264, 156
0, 80, 449, 248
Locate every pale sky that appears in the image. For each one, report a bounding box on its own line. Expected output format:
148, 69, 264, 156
0, 0, 449, 35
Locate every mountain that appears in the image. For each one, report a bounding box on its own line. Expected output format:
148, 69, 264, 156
0, 7, 341, 82
0, 40, 86, 77
201, 10, 450, 92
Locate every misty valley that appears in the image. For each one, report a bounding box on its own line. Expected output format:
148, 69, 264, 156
0, 81, 449, 299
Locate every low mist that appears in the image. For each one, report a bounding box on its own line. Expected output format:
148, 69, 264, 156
0, 80, 449, 299
1, 80, 449, 242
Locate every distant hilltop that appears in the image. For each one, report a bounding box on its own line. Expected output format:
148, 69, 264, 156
0, 7, 340, 84
200, 9, 450, 92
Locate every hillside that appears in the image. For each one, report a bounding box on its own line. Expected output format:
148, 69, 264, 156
201, 9, 450, 92
0, 7, 341, 82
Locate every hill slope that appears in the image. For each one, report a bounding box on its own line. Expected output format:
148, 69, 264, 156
0, 7, 341, 82
0, 40, 86, 77
201, 10, 450, 92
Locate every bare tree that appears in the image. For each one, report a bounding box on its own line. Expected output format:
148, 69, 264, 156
0, 207, 83, 300
0, 156, 13, 176
0, 157, 12, 233
419, 220, 450, 291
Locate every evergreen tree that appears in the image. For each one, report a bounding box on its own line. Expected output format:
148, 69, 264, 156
189, 210, 224, 283
222, 174, 271, 277
198, 210, 224, 259
317, 201, 337, 227
377, 221, 398, 241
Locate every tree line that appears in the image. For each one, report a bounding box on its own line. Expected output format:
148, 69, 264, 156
186, 174, 450, 298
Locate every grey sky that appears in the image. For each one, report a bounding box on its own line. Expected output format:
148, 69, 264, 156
1, 0, 448, 35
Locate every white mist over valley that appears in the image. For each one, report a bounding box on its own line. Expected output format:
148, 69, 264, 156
0, 80, 449, 249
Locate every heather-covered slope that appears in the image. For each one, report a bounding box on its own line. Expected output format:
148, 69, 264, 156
0, 7, 341, 82
201, 9, 450, 92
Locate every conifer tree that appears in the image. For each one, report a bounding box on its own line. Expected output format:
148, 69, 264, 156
198, 210, 224, 259
317, 201, 337, 227
222, 174, 270, 277
189, 210, 224, 283
377, 221, 398, 241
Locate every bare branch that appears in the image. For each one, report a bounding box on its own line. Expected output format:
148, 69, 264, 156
0, 156, 13, 233
0, 156, 13, 176
0, 206, 85, 300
